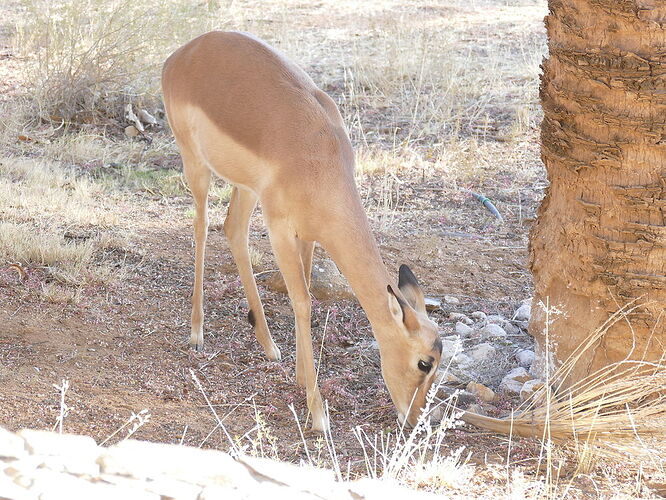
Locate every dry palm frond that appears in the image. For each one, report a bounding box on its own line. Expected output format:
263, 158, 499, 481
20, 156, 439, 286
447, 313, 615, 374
460, 303, 666, 468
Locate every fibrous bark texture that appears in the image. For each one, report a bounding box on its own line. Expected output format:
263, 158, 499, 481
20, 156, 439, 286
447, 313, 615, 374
531, 0, 666, 382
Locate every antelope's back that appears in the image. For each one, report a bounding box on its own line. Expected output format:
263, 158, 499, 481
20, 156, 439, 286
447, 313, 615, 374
162, 31, 325, 159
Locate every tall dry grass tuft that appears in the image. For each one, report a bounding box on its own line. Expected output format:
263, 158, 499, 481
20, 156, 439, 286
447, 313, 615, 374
0, 156, 127, 291
462, 303, 666, 471
351, 370, 477, 494
0, 222, 95, 278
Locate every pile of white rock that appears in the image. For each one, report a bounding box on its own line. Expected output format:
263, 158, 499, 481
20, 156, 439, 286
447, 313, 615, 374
435, 298, 545, 413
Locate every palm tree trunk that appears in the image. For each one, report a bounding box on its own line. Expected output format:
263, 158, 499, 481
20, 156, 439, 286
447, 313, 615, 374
530, 0, 666, 383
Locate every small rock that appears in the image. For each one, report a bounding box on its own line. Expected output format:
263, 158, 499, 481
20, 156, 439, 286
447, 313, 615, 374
424, 297, 441, 311
449, 312, 473, 325
515, 349, 535, 368
499, 378, 523, 395
455, 321, 474, 337
515, 320, 529, 331
124, 125, 140, 138
439, 338, 462, 362
514, 303, 531, 321
435, 387, 476, 407
504, 367, 533, 384
264, 258, 354, 301
310, 260, 355, 300
453, 353, 474, 371
466, 343, 496, 362
444, 295, 460, 304
470, 311, 487, 321
486, 315, 507, 324
454, 390, 477, 408
479, 324, 507, 338
520, 379, 544, 401
466, 382, 497, 402
436, 371, 465, 387
503, 322, 520, 335
500, 367, 533, 395
466, 403, 487, 416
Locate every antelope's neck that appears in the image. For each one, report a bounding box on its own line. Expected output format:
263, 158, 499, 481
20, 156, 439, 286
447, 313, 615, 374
320, 203, 394, 333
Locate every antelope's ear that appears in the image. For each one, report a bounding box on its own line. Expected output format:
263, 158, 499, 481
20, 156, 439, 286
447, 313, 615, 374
398, 264, 426, 314
387, 285, 420, 331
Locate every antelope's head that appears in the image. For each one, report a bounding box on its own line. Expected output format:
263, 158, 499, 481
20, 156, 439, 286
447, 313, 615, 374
378, 265, 442, 427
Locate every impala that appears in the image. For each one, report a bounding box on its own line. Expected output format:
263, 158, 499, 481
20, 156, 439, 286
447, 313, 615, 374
162, 31, 442, 431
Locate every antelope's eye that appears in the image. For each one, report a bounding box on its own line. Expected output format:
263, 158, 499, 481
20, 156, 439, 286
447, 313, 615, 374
417, 360, 432, 373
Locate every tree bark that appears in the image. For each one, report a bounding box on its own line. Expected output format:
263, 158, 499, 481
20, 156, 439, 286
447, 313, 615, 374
530, 0, 666, 383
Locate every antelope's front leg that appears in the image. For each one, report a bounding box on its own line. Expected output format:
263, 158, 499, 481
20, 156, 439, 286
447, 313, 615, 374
266, 222, 327, 431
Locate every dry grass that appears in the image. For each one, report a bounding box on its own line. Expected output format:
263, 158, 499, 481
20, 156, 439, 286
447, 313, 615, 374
13, 0, 224, 123
0, 156, 126, 291
350, 386, 477, 494
0, 156, 111, 225
11, 0, 546, 147
4, 0, 548, 233
249, 247, 265, 268
462, 303, 666, 477
0, 221, 125, 287
1, 222, 94, 273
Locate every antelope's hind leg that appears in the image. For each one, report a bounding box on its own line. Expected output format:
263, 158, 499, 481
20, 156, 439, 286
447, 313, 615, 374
182, 150, 211, 352
224, 186, 281, 361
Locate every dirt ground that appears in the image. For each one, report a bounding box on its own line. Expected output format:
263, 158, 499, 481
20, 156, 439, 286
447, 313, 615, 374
0, 155, 536, 452
0, 1, 659, 497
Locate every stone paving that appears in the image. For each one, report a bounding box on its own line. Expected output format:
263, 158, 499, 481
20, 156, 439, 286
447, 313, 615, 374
0, 427, 434, 499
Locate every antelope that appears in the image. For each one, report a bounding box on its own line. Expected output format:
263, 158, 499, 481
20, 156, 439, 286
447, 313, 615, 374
162, 31, 442, 431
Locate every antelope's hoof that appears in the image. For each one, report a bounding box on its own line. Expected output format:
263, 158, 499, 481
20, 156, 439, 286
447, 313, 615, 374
310, 414, 329, 433
264, 342, 281, 362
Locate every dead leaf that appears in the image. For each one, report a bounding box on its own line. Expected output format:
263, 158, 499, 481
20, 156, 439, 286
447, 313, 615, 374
138, 109, 158, 126
8, 263, 27, 281
125, 104, 145, 132
125, 125, 140, 138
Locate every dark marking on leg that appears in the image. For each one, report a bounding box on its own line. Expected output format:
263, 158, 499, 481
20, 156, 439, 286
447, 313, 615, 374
248, 309, 256, 327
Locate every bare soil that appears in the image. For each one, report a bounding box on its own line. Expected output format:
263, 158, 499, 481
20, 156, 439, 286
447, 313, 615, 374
0, 161, 535, 454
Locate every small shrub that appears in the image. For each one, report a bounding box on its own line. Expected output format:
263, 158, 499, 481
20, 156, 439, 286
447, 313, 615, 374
14, 0, 223, 124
